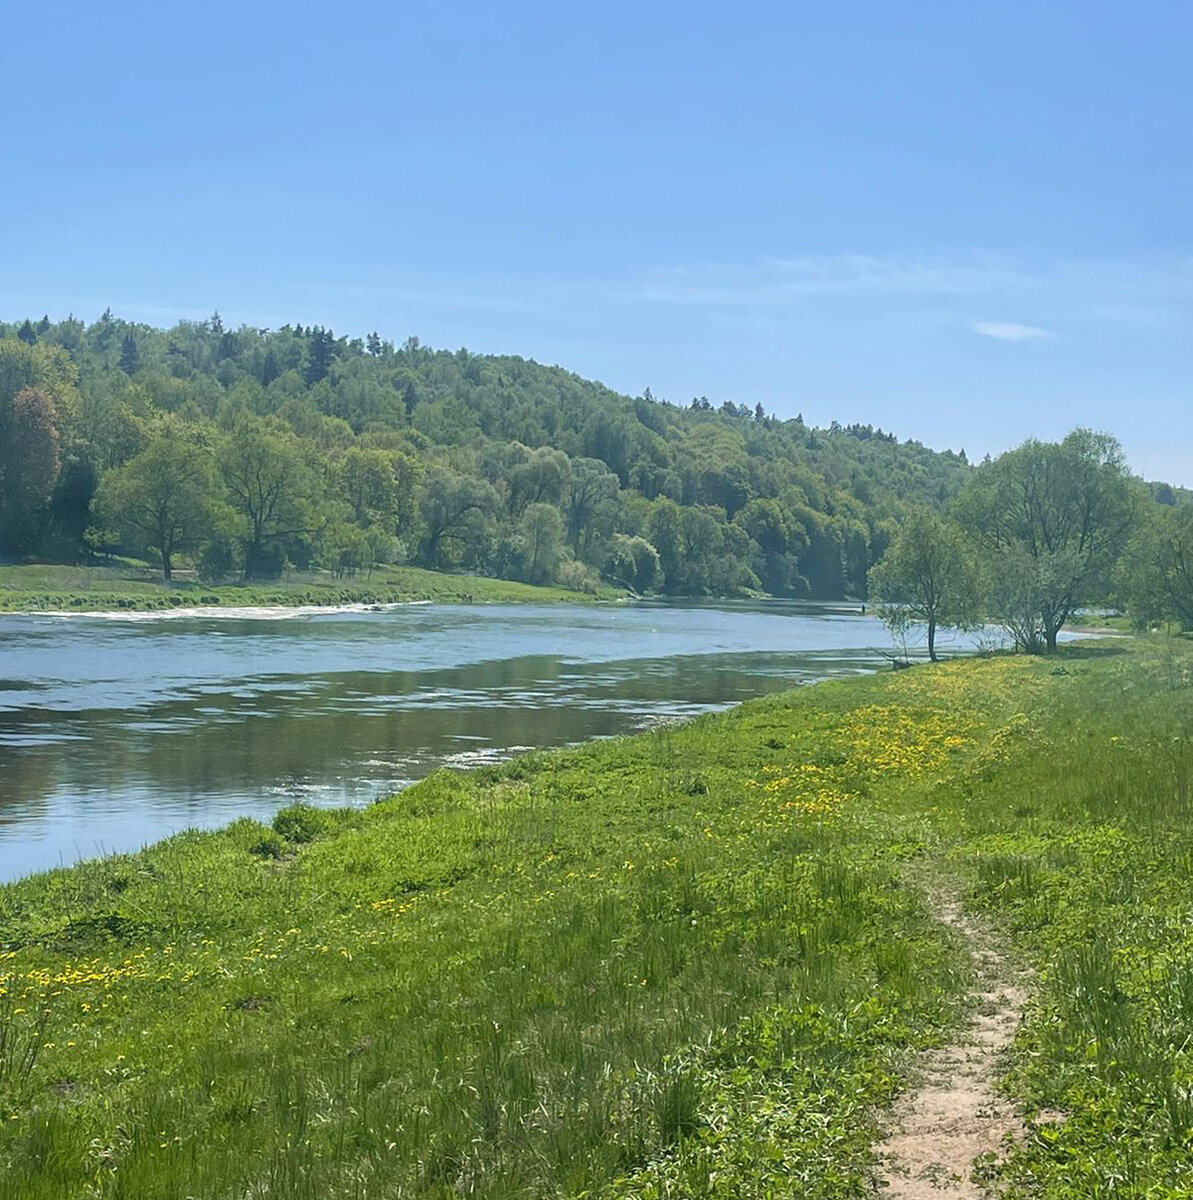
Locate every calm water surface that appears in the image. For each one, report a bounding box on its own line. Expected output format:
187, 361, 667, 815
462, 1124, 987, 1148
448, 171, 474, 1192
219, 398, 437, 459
0, 601, 978, 881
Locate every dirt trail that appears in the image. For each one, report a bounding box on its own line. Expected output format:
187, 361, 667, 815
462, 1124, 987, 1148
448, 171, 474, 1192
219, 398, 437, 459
875, 881, 1027, 1198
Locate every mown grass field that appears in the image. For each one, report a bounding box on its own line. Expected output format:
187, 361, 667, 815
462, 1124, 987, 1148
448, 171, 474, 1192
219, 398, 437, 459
0, 563, 621, 612
2, 639, 1192, 1197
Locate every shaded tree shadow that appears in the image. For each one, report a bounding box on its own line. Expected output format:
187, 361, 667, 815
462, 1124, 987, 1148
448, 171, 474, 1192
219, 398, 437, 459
1053, 641, 1131, 661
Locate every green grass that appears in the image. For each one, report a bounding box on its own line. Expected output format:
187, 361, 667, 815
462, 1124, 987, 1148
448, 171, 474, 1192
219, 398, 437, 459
1063, 610, 1133, 633
4, 640, 1193, 1196
0, 562, 623, 612
946, 644, 1193, 1197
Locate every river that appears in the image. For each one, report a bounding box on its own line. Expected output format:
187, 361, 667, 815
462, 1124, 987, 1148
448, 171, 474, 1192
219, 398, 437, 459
0, 600, 987, 882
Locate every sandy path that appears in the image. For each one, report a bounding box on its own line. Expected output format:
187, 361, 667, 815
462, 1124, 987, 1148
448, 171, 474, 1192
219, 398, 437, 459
875, 881, 1027, 1198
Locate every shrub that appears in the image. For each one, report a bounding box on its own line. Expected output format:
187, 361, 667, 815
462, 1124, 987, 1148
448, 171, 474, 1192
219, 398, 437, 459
556, 559, 601, 595
271, 804, 332, 844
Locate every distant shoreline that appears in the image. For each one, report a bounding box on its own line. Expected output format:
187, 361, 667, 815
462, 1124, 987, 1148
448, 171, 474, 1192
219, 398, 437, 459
0, 563, 628, 615
26, 600, 437, 620
1, 594, 624, 617
0, 564, 886, 618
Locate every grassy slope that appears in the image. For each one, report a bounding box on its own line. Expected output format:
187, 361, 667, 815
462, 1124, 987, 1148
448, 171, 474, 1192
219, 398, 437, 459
2, 640, 1193, 1196
0, 563, 622, 612
953, 645, 1193, 1198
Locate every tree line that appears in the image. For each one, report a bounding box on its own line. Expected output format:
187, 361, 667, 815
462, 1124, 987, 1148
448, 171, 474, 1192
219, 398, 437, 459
0, 312, 1185, 639
0, 312, 967, 596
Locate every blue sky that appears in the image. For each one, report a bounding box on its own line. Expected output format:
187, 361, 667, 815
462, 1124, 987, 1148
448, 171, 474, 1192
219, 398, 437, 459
2, 1, 1190, 481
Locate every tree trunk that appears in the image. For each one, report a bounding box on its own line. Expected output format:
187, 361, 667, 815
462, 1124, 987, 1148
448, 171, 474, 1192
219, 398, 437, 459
927, 616, 937, 662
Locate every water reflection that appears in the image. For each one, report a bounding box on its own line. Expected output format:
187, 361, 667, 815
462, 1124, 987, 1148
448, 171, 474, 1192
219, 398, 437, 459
0, 601, 944, 880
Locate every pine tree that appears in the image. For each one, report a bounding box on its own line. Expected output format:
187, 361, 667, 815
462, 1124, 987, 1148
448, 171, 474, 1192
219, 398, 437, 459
95, 312, 120, 353
16, 320, 36, 345
367, 331, 383, 356
304, 326, 337, 385
119, 333, 140, 375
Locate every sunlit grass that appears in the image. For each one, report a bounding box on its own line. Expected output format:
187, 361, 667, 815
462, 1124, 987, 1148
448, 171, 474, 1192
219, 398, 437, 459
3, 639, 1192, 1196
950, 643, 1193, 1197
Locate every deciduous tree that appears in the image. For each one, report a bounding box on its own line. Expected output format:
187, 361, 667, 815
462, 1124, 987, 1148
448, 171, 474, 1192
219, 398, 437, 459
417, 469, 499, 568
1117, 502, 1193, 630
337, 447, 400, 529
868, 510, 984, 660
954, 430, 1136, 652
95, 424, 227, 580
220, 416, 318, 579
603, 533, 661, 593
517, 503, 565, 585
0, 388, 61, 553
564, 458, 619, 555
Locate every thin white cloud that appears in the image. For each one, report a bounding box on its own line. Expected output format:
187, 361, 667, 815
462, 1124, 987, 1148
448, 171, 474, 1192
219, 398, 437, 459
626, 254, 1027, 308
618, 253, 1193, 334
972, 321, 1054, 341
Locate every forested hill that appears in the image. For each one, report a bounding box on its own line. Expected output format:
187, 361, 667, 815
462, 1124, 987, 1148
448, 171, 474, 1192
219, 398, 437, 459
0, 312, 971, 597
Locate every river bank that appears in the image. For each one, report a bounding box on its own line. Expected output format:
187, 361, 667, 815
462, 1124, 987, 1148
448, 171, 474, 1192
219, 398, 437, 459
5, 636, 1192, 1197
0, 563, 625, 614
0, 600, 906, 880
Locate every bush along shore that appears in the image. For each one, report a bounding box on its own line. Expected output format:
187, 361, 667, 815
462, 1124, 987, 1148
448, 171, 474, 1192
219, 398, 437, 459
3, 639, 1193, 1197
0, 564, 624, 614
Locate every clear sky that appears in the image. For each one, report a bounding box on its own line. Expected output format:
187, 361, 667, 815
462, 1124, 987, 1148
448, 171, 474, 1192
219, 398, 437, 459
2, 2, 1190, 481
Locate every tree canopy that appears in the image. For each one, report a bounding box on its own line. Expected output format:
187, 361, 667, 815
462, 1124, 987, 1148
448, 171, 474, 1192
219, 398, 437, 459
0, 314, 1175, 617
1117, 503, 1193, 631
94, 421, 227, 580
953, 430, 1137, 652
868, 510, 983, 660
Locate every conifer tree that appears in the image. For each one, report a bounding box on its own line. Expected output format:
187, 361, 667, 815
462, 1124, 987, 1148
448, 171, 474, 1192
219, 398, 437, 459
119, 333, 140, 375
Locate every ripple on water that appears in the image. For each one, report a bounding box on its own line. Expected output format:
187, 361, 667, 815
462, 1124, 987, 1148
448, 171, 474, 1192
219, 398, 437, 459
441, 745, 536, 769
0, 601, 982, 881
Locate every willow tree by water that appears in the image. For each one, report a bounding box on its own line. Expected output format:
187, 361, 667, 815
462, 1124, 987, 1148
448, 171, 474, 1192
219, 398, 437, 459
954, 430, 1137, 653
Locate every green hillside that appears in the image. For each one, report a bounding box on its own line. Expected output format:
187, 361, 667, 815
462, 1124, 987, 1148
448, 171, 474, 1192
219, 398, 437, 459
0, 313, 970, 598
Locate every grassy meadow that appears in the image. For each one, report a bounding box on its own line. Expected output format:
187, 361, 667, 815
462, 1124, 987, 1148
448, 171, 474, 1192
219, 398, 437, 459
0, 562, 622, 613
2, 639, 1193, 1196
